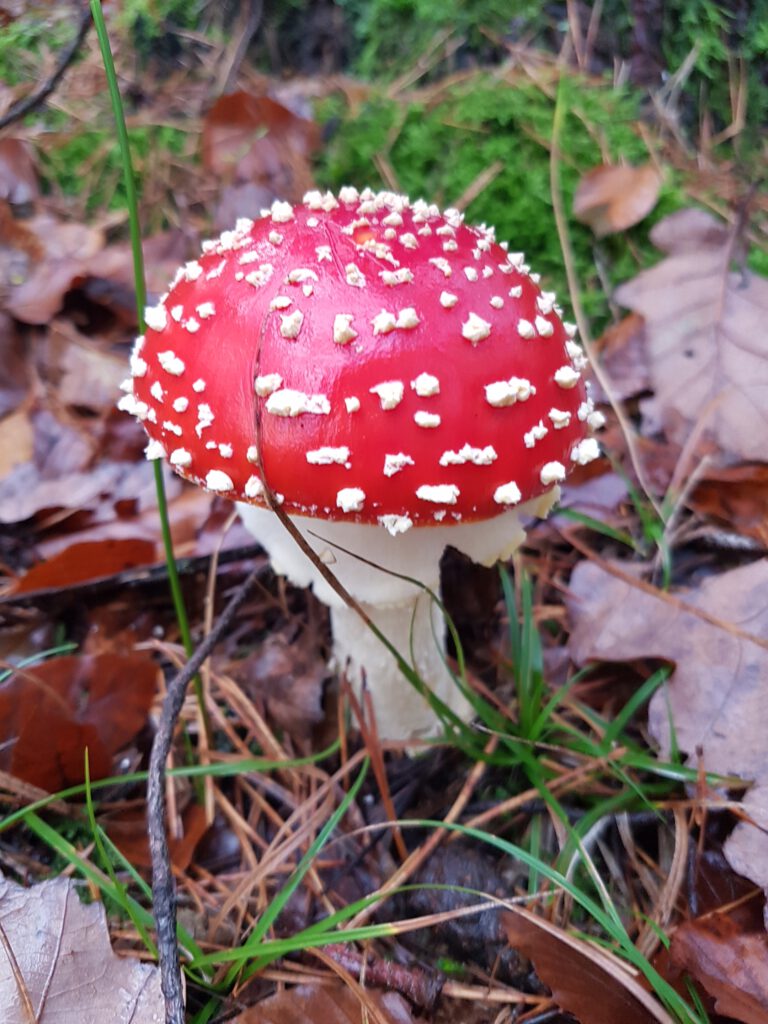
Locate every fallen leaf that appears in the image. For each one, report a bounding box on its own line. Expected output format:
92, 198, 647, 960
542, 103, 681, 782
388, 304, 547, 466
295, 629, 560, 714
201, 91, 320, 199
0, 406, 33, 476
3, 210, 104, 325
0, 137, 39, 205
231, 982, 414, 1024
670, 914, 768, 1024
566, 558, 768, 915
10, 538, 156, 594
504, 906, 676, 1023
594, 313, 652, 402
244, 630, 328, 741
0, 872, 163, 1022
107, 803, 210, 873
0, 311, 28, 417
574, 163, 662, 236
689, 463, 768, 546
615, 208, 768, 461
0, 653, 157, 790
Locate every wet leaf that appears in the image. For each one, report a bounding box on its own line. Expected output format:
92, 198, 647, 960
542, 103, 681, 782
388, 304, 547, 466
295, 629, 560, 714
504, 907, 676, 1023
574, 163, 662, 236
670, 914, 768, 1024
10, 538, 156, 594
201, 91, 319, 199
231, 982, 414, 1024
566, 558, 768, 914
615, 208, 768, 460
0, 653, 157, 790
0, 872, 162, 1023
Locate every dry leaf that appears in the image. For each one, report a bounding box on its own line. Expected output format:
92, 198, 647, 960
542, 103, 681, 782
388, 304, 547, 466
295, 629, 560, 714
504, 907, 676, 1023
670, 914, 768, 1024
3, 211, 104, 325
231, 982, 414, 1024
689, 463, 768, 546
0, 873, 163, 1023
594, 313, 651, 402
614, 208, 768, 461
574, 163, 662, 236
0, 653, 158, 789
0, 407, 33, 476
0, 137, 39, 205
566, 559, 768, 915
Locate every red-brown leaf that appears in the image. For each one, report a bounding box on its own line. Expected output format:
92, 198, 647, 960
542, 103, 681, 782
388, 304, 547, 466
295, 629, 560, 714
504, 907, 675, 1023
0, 653, 157, 789
670, 914, 768, 1024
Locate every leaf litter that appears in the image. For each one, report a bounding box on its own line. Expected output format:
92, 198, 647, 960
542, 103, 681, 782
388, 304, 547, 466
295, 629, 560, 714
0, 5, 767, 1023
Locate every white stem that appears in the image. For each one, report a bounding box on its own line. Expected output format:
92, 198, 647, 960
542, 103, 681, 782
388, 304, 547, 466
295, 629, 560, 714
330, 591, 472, 740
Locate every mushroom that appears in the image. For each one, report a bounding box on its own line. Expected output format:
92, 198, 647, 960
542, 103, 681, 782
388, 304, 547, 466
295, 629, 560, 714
119, 188, 601, 740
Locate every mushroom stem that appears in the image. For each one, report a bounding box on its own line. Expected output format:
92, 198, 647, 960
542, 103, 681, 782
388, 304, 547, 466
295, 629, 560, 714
236, 493, 559, 740
330, 591, 471, 739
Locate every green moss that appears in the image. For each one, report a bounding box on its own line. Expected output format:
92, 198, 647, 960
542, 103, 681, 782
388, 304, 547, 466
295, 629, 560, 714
39, 120, 191, 217
316, 71, 687, 325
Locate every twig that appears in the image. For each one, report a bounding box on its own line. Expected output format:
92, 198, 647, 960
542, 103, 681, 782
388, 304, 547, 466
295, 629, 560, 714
215, 0, 264, 96
0, 3, 91, 132
147, 563, 263, 1024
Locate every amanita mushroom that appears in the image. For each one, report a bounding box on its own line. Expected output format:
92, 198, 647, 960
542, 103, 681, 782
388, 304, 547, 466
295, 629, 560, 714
119, 188, 602, 740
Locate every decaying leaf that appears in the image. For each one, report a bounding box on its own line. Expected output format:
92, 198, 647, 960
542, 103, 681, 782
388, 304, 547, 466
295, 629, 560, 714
566, 559, 768, 914
0, 653, 158, 790
231, 982, 414, 1024
201, 91, 320, 199
615, 208, 768, 461
574, 162, 662, 237
0, 873, 163, 1023
504, 907, 676, 1024
670, 913, 768, 1024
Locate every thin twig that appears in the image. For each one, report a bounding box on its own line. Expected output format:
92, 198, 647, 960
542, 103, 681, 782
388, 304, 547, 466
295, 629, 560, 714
148, 563, 263, 1024
0, 3, 91, 132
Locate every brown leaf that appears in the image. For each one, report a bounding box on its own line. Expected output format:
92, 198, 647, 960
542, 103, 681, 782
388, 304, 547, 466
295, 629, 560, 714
615, 208, 768, 461
670, 914, 768, 1024
10, 538, 156, 594
0, 873, 162, 1022
566, 559, 768, 914
3, 211, 104, 325
231, 982, 414, 1024
0, 137, 39, 205
689, 463, 768, 546
201, 91, 320, 199
594, 313, 652, 402
244, 631, 327, 741
574, 163, 662, 237
503, 907, 676, 1023
0, 653, 157, 789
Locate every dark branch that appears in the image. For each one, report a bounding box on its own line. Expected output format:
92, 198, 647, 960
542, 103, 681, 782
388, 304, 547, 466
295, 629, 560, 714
148, 563, 263, 1024
0, 3, 91, 133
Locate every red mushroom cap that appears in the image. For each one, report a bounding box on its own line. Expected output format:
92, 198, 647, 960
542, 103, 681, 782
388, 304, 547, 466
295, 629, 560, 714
120, 189, 600, 532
